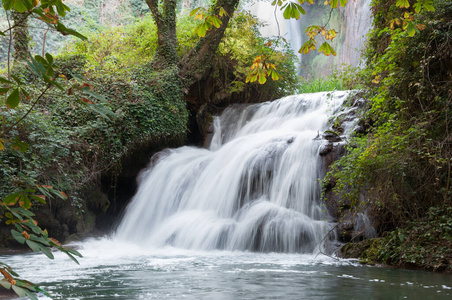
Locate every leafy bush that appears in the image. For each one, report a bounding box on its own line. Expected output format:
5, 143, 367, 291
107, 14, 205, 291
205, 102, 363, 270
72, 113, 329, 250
297, 73, 346, 93
326, 0, 451, 231
358, 206, 452, 271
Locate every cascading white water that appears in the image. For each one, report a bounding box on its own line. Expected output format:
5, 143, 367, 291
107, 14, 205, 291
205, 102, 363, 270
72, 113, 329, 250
116, 91, 349, 253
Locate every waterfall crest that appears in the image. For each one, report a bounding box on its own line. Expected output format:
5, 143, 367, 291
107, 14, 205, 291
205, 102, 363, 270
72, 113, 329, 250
116, 91, 349, 253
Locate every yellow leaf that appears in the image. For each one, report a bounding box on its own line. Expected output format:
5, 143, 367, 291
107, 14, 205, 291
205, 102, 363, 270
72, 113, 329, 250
195, 12, 204, 20
372, 75, 381, 84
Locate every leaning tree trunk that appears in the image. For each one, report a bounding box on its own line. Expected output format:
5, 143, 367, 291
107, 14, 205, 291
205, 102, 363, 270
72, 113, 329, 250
11, 11, 29, 62
145, 0, 240, 109
180, 0, 240, 107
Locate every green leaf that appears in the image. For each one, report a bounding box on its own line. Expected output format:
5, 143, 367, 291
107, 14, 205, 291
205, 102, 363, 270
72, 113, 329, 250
413, 2, 422, 13
18, 195, 31, 209
210, 16, 222, 28
424, 3, 435, 11
190, 7, 201, 17
56, 2, 66, 16
11, 229, 26, 244
12, 285, 27, 297
12, 139, 29, 153
318, 42, 337, 56
3, 193, 20, 206
0, 76, 12, 84
299, 39, 316, 54
0, 87, 10, 95
85, 104, 115, 119
45, 53, 54, 65
66, 247, 83, 258
6, 89, 20, 108
13, 0, 28, 13
0, 279, 12, 289
330, 0, 339, 9
55, 23, 87, 40
39, 245, 54, 259
340, 0, 347, 7
13, 207, 34, 218
65, 252, 80, 265
83, 90, 108, 103
3, 0, 14, 10
24, 290, 39, 300
26, 239, 41, 252
396, 0, 410, 8
405, 22, 416, 37
8, 266, 19, 277
195, 22, 208, 37
30, 195, 46, 204
218, 7, 228, 17
29, 235, 50, 246
258, 75, 267, 84
283, 3, 302, 20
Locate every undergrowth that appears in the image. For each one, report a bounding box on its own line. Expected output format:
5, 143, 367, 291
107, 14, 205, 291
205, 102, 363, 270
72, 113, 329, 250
328, 0, 452, 271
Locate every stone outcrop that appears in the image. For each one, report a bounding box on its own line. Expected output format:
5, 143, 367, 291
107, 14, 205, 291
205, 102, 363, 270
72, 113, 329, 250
318, 93, 376, 245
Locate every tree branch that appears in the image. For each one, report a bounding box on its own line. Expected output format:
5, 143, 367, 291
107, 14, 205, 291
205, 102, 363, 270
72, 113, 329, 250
180, 0, 240, 89
1, 84, 52, 138
145, 0, 163, 28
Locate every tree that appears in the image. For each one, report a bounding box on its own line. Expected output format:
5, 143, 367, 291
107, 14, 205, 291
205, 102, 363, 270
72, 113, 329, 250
144, 0, 240, 108
11, 10, 29, 62
142, 0, 358, 110
0, 0, 111, 298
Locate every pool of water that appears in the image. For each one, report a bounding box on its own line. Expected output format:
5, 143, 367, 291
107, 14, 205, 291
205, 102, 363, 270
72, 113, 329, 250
1, 238, 451, 299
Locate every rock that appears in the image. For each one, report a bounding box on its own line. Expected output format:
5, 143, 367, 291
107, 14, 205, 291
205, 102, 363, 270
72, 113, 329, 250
319, 142, 333, 156
338, 239, 373, 259
322, 131, 342, 142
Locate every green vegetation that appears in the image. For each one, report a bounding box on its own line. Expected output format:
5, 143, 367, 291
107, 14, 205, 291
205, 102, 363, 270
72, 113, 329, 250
341, 206, 452, 271
1, 1, 90, 297
61, 12, 299, 104
326, 0, 451, 271
297, 73, 346, 93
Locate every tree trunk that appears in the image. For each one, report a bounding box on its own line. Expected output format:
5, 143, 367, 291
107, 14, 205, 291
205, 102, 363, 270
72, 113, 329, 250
12, 11, 29, 62
144, 0, 240, 110
180, 0, 240, 106
145, 0, 179, 68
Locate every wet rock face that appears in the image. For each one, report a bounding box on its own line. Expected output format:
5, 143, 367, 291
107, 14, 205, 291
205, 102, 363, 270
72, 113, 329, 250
318, 94, 376, 243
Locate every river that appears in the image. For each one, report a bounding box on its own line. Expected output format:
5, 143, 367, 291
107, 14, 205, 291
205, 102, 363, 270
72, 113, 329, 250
2, 239, 451, 299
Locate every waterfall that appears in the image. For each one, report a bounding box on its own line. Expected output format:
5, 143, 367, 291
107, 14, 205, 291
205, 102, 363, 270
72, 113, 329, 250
246, 0, 373, 76
337, 0, 373, 67
116, 91, 349, 253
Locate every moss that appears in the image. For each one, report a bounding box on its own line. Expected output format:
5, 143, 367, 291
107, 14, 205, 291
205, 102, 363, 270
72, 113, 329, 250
340, 206, 452, 272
